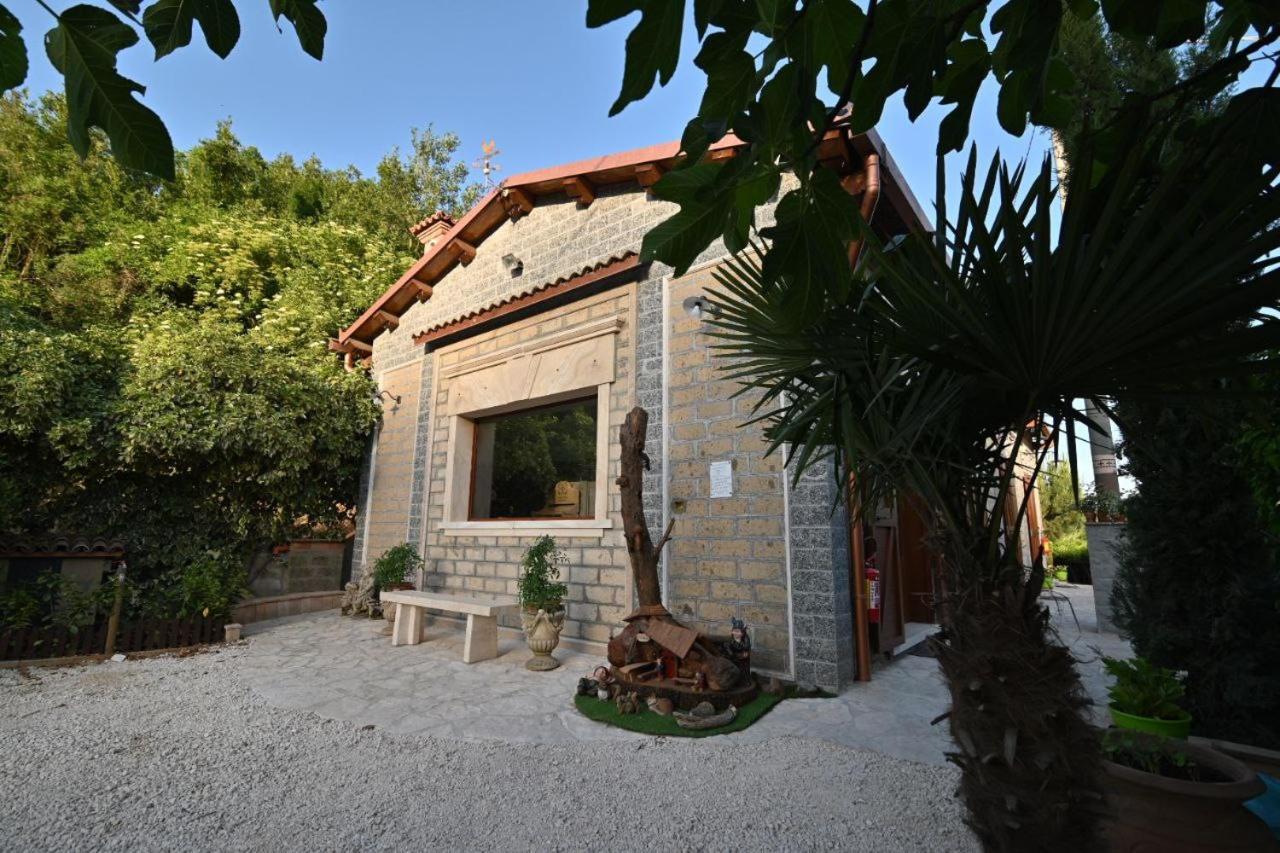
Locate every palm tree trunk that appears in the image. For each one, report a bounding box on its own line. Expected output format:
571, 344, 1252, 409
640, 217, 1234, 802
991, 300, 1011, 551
934, 550, 1105, 850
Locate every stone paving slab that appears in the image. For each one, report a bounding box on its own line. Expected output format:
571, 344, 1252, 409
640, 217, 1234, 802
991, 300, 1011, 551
239, 584, 1129, 768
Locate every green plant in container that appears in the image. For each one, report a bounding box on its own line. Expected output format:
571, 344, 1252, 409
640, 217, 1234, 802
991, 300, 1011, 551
517, 536, 569, 672
372, 543, 423, 593
1104, 656, 1192, 738
516, 536, 568, 612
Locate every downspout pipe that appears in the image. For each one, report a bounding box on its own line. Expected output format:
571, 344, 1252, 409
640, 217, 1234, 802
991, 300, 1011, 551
846, 152, 881, 270
845, 147, 880, 683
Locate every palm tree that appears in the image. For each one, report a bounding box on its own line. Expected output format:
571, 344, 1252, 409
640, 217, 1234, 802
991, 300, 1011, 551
707, 118, 1280, 850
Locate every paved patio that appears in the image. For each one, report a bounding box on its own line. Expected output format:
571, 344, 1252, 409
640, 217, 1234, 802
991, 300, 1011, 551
239, 583, 1129, 767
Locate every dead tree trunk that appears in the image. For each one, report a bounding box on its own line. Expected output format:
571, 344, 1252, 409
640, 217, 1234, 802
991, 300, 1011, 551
618, 406, 673, 619
608, 407, 749, 706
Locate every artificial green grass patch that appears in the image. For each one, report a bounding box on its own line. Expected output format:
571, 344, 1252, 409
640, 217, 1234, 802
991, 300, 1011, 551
573, 692, 784, 738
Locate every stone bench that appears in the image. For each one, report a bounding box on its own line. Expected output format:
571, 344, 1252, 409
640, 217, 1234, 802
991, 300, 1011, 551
380, 590, 521, 664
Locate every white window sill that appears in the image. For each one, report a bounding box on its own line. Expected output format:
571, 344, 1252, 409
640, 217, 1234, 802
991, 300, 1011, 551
437, 519, 613, 539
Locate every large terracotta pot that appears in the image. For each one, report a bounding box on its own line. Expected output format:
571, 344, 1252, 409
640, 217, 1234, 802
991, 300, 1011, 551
521, 607, 565, 671
1102, 732, 1272, 851
1191, 737, 1280, 779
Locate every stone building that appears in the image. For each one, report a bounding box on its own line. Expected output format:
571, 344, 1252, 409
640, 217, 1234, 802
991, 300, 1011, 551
332, 128, 929, 691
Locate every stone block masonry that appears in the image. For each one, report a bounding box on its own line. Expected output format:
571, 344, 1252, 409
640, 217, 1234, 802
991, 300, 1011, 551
416, 284, 639, 645
359, 360, 422, 572
663, 265, 794, 675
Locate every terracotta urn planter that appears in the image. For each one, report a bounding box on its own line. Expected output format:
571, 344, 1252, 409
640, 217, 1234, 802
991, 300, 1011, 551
1102, 732, 1272, 851
521, 607, 566, 671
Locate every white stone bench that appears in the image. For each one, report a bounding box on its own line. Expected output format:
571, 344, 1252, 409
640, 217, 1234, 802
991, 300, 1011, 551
380, 590, 521, 663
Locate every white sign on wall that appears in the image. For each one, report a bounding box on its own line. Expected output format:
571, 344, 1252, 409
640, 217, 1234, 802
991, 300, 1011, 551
709, 460, 733, 498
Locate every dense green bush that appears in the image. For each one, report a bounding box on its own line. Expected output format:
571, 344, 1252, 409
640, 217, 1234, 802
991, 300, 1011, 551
1113, 402, 1280, 749
0, 93, 478, 611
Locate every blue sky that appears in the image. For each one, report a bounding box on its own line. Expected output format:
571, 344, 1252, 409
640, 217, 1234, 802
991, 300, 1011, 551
21, 1, 1052, 218
22, 1, 1130, 484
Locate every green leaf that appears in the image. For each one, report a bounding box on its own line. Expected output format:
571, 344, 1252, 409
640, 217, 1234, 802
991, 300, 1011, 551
269, 0, 325, 60
760, 168, 859, 319
1154, 0, 1207, 47
588, 0, 686, 116
45, 4, 175, 179
936, 39, 989, 153
786, 0, 863, 94
694, 32, 756, 121
0, 3, 28, 92
144, 0, 241, 59
106, 0, 142, 18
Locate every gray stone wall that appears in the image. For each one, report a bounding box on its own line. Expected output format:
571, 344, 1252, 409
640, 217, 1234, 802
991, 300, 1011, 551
789, 458, 857, 690
1086, 522, 1126, 633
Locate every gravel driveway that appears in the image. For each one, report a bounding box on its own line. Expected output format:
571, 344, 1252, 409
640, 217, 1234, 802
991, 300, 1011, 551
0, 646, 976, 851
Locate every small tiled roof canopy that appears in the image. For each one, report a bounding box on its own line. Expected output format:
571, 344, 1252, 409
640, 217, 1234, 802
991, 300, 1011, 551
409, 210, 455, 237
0, 535, 125, 558
334, 124, 930, 351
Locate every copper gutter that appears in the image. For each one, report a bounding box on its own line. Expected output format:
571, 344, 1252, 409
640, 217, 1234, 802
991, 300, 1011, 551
847, 145, 881, 683
846, 152, 881, 269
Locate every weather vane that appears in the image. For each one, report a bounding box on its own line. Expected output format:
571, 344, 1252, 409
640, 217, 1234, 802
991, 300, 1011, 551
474, 140, 501, 188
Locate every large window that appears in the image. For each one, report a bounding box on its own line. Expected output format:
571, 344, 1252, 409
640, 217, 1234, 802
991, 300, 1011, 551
468, 396, 598, 520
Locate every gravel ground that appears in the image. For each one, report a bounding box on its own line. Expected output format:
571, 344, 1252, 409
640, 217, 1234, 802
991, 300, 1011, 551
0, 647, 976, 852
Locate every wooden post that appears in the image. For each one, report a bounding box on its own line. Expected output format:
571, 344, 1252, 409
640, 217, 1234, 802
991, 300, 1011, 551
102, 561, 126, 658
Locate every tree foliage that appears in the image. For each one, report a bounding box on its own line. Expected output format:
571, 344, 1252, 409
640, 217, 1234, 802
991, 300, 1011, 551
0, 91, 477, 613
1039, 461, 1084, 544
0, 0, 327, 178
1113, 401, 1280, 750
589, 0, 1280, 289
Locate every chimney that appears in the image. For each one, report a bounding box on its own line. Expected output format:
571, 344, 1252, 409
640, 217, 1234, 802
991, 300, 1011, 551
409, 211, 455, 254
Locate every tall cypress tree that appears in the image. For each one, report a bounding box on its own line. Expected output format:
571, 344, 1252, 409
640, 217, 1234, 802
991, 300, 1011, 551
1113, 402, 1280, 748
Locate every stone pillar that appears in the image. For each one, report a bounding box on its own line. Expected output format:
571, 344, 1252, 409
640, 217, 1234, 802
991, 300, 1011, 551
1085, 521, 1126, 633
788, 457, 856, 691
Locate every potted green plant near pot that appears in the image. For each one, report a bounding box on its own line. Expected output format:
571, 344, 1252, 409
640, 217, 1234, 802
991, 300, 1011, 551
372, 544, 423, 635
1104, 656, 1192, 738
517, 536, 568, 672
1101, 729, 1270, 851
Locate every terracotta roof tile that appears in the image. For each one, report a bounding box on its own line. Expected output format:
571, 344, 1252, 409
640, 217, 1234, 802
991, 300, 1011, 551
413, 253, 641, 345
408, 210, 455, 237
0, 535, 126, 557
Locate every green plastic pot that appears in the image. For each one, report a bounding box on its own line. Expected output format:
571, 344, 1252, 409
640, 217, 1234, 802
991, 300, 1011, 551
1110, 706, 1192, 739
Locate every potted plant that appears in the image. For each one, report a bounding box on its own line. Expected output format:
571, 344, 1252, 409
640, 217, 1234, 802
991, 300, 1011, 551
372, 544, 423, 634
1082, 487, 1127, 523
1101, 729, 1270, 851
517, 536, 568, 671
1104, 656, 1192, 738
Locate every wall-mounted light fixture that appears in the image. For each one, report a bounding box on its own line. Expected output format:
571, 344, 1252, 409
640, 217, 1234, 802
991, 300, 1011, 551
682, 295, 720, 321
374, 389, 401, 407
501, 253, 524, 277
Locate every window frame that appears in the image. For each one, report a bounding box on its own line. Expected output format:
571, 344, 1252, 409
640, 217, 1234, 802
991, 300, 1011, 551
440, 383, 614, 538
465, 392, 600, 523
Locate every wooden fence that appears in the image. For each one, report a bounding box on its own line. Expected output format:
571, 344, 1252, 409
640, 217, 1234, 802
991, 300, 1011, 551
0, 614, 225, 662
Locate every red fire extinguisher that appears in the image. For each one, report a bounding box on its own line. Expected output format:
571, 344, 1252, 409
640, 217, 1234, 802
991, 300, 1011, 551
865, 555, 881, 625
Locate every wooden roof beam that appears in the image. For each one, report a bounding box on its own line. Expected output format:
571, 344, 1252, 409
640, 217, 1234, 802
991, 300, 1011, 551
451, 238, 477, 266
503, 186, 535, 219
635, 163, 665, 189
412, 281, 433, 302
329, 337, 373, 354
564, 176, 596, 206
375, 310, 399, 331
